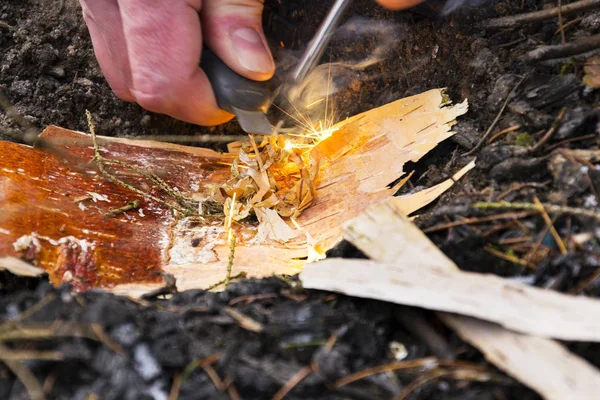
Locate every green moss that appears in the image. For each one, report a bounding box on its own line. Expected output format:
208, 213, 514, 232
515, 132, 534, 147
560, 60, 574, 75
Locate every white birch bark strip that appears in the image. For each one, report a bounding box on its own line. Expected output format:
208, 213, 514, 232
301, 257, 600, 341
300, 197, 600, 400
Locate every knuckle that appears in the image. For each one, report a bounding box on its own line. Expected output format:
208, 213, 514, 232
132, 88, 168, 113
130, 70, 174, 113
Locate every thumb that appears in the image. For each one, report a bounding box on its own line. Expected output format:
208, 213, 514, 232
202, 0, 274, 81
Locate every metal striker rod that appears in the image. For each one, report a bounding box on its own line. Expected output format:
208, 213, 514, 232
290, 0, 353, 84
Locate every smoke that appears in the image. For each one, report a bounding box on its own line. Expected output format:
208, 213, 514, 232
273, 0, 484, 133
441, 0, 487, 14
275, 17, 406, 131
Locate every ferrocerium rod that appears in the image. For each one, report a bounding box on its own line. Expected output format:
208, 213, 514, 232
290, 0, 353, 84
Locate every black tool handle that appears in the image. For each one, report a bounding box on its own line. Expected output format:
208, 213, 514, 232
200, 48, 273, 114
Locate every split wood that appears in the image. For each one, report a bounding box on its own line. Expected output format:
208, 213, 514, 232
303, 256, 600, 341
301, 197, 600, 400
483, 0, 600, 29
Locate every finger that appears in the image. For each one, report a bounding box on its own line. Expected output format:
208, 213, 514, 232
376, 0, 425, 10
118, 0, 232, 125
202, 0, 275, 81
79, 0, 134, 102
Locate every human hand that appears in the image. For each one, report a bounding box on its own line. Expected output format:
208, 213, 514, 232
377, 0, 426, 10
79, 0, 275, 126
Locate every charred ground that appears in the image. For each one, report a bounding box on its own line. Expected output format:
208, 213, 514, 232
2, 0, 600, 399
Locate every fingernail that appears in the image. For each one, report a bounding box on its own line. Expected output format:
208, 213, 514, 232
231, 27, 274, 74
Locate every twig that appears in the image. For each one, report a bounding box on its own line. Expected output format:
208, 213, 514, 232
484, 246, 537, 269
225, 192, 237, 286
86, 110, 196, 215
487, 125, 521, 144
533, 196, 567, 255
0, 322, 122, 353
125, 134, 248, 144
205, 272, 246, 291
334, 359, 486, 388
182, 353, 223, 380
223, 307, 264, 333
15, 294, 57, 321
272, 366, 313, 400
0, 21, 16, 31
483, 0, 600, 29
0, 350, 63, 361
496, 181, 552, 201
102, 157, 198, 210
394, 368, 496, 400
524, 34, 600, 61
394, 369, 449, 400
335, 358, 439, 387
524, 225, 551, 264
203, 365, 226, 391
223, 377, 242, 400
422, 211, 537, 233
571, 268, 600, 294
528, 108, 567, 152
498, 236, 533, 245
557, 0, 567, 45
0, 343, 45, 400
228, 293, 279, 306
104, 200, 140, 218
555, 17, 583, 35
463, 77, 526, 157
474, 201, 600, 221
168, 375, 182, 400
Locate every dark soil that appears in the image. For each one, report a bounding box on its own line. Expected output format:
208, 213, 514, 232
2, 0, 600, 399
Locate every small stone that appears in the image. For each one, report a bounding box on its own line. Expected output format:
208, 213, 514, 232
582, 11, 600, 32
48, 66, 65, 78
133, 343, 161, 381
141, 115, 151, 127
75, 77, 94, 87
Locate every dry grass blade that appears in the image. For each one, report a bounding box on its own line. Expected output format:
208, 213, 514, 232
223, 307, 264, 333
393, 368, 497, 400
271, 366, 313, 400
0, 322, 123, 353
532, 196, 567, 255
0, 343, 45, 400
334, 358, 440, 387
0, 350, 63, 361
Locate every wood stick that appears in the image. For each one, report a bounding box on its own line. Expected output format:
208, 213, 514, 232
444, 316, 600, 400
303, 257, 600, 341
525, 33, 600, 61
483, 0, 600, 29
